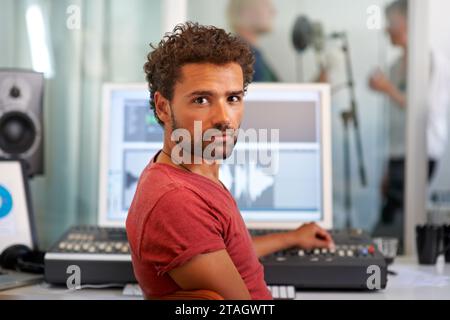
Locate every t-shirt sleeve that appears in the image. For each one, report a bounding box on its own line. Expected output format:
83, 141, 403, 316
139, 187, 227, 276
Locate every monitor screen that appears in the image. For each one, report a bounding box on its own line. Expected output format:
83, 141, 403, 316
221, 87, 324, 225
98, 83, 332, 229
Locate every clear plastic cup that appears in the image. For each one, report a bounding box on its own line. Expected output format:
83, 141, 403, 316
373, 237, 399, 265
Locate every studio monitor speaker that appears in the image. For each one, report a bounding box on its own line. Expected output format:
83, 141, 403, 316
0, 69, 44, 176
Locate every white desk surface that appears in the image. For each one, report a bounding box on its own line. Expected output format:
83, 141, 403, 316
295, 256, 450, 300
1, 256, 450, 300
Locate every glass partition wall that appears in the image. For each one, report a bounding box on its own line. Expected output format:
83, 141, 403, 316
0, 0, 163, 247
189, 0, 411, 248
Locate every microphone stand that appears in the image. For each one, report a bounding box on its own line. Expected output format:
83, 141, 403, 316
291, 18, 367, 229
333, 32, 367, 229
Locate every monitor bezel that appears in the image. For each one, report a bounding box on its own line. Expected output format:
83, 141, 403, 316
98, 83, 333, 230
98, 83, 148, 228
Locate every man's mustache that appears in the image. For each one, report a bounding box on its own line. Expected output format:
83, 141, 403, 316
205, 123, 240, 136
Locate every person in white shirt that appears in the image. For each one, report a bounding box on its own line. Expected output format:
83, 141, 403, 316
368, 0, 450, 246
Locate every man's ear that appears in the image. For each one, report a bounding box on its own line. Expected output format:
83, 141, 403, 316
154, 91, 171, 126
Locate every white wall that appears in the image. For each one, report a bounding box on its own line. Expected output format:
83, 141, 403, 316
428, 0, 450, 196
107, 0, 162, 82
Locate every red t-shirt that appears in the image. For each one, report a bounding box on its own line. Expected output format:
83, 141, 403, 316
126, 153, 272, 300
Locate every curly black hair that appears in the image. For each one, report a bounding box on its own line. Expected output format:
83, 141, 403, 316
143, 22, 255, 126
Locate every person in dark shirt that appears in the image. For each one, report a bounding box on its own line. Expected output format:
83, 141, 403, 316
227, 0, 279, 82
252, 45, 279, 82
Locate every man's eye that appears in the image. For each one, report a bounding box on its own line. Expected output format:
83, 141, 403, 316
228, 96, 241, 103
194, 97, 208, 105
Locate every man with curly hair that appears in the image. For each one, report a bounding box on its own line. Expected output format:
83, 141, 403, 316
126, 22, 334, 300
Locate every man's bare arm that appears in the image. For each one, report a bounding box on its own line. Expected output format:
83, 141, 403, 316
385, 85, 407, 109
252, 232, 293, 259
252, 223, 335, 258
369, 70, 406, 109
168, 249, 251, 300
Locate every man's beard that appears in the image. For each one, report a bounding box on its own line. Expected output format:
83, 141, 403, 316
170, 110, 239, 162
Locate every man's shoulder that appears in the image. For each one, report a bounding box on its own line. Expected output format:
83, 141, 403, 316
134, 164, 196, 201
128, 163, 233, 227
126, 166, 209, 240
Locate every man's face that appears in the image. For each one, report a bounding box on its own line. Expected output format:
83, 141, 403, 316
240, 0, 276, 35
253, 0, 276, 34
386, 11, 408, 47
166, 62, 244, 161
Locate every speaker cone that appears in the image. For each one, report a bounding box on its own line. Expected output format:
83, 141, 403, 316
0, 111, 37, 155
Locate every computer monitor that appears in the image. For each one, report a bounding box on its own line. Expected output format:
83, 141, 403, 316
98, 83, 332, 230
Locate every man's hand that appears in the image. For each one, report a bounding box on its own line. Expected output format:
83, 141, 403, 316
317, 67, 329, 83
369, 69, 393, 94
285, 222, 335, 251
252, 223, 335, 258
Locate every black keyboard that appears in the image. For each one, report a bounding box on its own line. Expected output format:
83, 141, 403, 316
44, 226, 136, 285
250, 229, 388, 290
45, 226, 387, 290
48, 226, 130, 254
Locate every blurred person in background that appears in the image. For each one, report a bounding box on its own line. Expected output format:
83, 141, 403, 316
227, 0, 279, 82
369, 0, 450, 243
227, 0, 328, 83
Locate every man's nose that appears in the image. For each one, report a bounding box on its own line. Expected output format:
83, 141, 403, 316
212, 100, 231, 126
